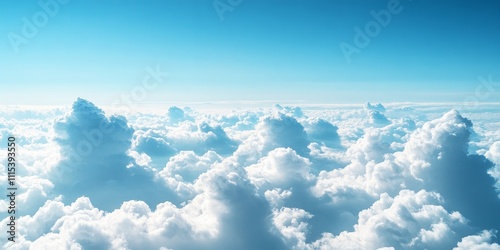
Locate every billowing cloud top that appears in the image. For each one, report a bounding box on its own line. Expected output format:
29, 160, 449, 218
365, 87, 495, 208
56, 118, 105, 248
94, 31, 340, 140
1, 99, 500, 250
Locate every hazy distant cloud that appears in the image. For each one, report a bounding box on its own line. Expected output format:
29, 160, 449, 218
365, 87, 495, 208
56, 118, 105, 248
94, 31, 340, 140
167, 106, 193, 124
365, 102, 386, 112
368, 110, 390, 126
274, 104, 305, 118
157, 120, 238, 157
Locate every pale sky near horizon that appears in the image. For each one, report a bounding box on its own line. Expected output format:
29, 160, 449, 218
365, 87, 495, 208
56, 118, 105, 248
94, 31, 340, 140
1, 0, 499, 105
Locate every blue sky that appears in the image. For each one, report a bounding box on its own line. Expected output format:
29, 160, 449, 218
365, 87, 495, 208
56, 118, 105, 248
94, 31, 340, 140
1, 0, 499, 105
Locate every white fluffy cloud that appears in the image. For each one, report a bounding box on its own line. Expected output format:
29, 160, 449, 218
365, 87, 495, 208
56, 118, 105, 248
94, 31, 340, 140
1, 99, 500, 249
454, 230, 500, 250
246, 147, 314, 190
486, 141, 500, 194
312, 189, 470, 250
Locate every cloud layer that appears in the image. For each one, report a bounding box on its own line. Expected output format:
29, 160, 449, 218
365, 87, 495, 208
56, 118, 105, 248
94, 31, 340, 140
1, 100, 500, 249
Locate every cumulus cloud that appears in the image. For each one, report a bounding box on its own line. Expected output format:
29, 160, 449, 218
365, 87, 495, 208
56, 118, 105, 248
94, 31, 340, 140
158, 150, 222, 198
272, 207, 313, 249
132, 129, 177, 168
3, 100, 500, 249
158, 120, 238, 157
133, 132, 177, 158
303, 118, 341, 148
486, 141, 500, 194
364, 102, 390, 126
246, 147, 314, 190
454, 230, 500, 250
167, 106, 194, 124
50, 98, 181, 210
234, 113, 310, 167
368, 110, 390, 126
396, 110, 500, 231
312, 189, 471, 250
365, 102, 386, 113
